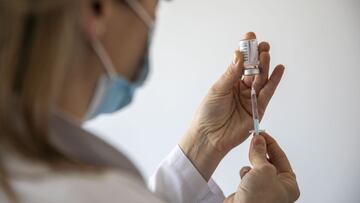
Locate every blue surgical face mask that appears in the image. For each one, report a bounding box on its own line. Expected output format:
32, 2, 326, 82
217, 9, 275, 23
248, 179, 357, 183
84, 36, 151, 120
84, 1, 155, 121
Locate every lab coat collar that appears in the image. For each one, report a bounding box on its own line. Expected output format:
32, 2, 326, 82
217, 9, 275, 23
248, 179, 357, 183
49, 113, 144, 181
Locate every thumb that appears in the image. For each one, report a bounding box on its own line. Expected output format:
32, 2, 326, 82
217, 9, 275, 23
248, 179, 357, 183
211, 50, 243, 93
249, 135, 268, 167
240, 166, 251, 179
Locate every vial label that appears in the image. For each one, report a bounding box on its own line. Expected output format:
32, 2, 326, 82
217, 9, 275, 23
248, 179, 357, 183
239, 39, 260, 75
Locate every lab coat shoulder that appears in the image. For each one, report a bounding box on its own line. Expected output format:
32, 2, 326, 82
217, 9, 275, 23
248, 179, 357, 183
1, 114, 225, 203
149, 145, 225, 203
7, 169, 167, 203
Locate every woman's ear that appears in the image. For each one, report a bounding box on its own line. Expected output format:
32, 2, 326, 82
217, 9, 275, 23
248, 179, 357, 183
82, 0, 113, 40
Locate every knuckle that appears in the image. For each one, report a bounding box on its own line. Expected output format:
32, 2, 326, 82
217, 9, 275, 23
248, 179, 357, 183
249, 148, 261, 159
290, 171, 297, 179
210, 83, 220, 94
225, 65, 236, 78
260, 51, 270, 59
261, 87, 272, 97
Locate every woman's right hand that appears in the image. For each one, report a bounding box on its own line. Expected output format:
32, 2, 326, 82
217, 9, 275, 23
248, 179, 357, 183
224, 133, 300, 203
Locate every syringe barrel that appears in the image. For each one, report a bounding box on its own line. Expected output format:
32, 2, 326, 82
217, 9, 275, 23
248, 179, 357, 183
251, 88, 260, 120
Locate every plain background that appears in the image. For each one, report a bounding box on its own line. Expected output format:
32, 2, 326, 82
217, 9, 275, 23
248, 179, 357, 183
85, 0, 360, 202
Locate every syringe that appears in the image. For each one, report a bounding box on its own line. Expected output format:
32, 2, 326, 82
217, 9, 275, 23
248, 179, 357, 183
250, 87, 264, 136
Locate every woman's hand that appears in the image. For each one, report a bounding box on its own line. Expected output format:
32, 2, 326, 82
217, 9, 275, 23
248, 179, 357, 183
224, 133, 300, 203
179, 32, 285, 180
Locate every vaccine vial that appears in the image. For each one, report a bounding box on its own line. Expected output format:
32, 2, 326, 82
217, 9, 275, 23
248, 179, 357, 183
239, 39, 260, 76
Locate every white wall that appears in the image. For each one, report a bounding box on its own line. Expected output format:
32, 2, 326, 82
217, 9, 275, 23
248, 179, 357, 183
85, 0, 360, 202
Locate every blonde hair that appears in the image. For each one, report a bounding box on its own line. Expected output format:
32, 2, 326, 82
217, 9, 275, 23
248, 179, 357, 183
0, 0, 84, 201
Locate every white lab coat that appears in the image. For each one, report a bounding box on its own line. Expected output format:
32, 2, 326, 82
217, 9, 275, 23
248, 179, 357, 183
0, 114, 225, 203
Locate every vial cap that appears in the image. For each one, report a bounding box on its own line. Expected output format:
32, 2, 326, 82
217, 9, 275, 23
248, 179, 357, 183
243, 68, 260, 76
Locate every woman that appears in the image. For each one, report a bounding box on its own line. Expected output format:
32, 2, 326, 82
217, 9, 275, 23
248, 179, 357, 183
0, 0, 300, 203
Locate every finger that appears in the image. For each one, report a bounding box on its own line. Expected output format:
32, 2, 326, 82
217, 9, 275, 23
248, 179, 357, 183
249, 135, 269, 167
258, 42, 270, 83
242, 75, 254, 88
241, 32, 257, 87
245, 31, 256, 39
252, 51, 270, 91
240, 166, 252, 179
258, 65, 285, 108
211, 50, 244, 93
224, 193, 236, 203
258, 41, 270, 52
262, 133, 293, 173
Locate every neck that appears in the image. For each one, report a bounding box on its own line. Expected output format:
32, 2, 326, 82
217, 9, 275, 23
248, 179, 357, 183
58, 54, 102, 123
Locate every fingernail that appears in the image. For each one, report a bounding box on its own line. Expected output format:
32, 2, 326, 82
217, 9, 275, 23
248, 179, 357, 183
240, 168, 249, 175
253, 135, 265, 147
244, 32, 257, 40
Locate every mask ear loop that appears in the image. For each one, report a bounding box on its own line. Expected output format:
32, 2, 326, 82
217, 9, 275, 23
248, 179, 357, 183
91, 1, 155, 80
124, 0, 155, 29
90, 38, 118, 80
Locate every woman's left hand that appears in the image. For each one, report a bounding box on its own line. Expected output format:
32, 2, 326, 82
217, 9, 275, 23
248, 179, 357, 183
179, 32, 285, 181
